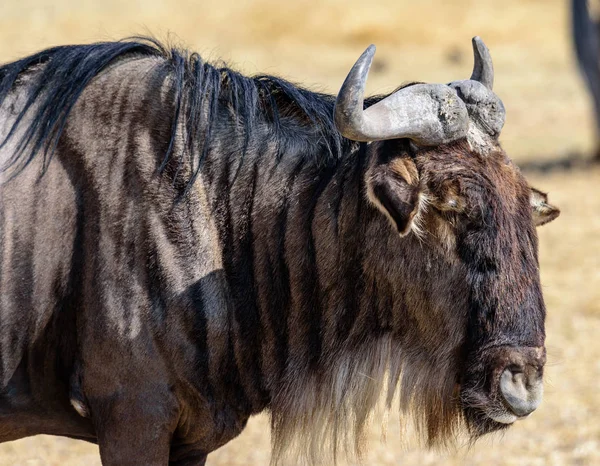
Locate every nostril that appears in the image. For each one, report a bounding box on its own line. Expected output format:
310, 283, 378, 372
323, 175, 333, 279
499, 367, 543, 417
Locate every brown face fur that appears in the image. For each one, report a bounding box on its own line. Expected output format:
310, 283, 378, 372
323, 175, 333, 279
366, 138, 559, 439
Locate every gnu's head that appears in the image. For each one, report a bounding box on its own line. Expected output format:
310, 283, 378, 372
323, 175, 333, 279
336, 37, 560, 440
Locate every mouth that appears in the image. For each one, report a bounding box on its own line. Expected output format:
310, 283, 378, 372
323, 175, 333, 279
461, 404, 520, 437
487, 410, 517, 425
463, 380, 541, 431
461, 345, 546, 433
460, 380, 541, 433
487, 408, 531, 425
486, 388, 538, 425
462, 401, 519, 428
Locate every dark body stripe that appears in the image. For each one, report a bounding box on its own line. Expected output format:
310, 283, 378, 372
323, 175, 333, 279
253, 155, 305, 387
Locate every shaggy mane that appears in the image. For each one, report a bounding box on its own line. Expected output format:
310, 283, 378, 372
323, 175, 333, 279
0, 37, 362, 185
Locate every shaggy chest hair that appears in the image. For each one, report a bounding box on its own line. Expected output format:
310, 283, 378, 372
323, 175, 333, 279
269, 337, 462, 465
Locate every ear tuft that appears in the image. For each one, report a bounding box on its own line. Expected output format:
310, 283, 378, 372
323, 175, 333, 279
530, 188, 560, 226
366, 157, 420, 235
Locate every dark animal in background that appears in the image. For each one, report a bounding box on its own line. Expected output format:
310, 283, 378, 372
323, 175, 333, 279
573, 0, 600, 161
0, 36, 559, 465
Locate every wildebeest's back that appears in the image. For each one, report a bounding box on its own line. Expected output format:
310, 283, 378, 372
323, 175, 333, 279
0, 57, 240, 448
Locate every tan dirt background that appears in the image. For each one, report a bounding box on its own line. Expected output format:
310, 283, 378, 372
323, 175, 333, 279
0, 0, 598, 464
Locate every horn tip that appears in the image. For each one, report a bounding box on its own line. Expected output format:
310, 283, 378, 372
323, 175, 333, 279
356, 44, 376, 69
471, 36, 490, 55
469, 35, 494, 90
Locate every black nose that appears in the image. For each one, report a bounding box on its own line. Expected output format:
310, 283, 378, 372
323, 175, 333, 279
499, 366, 543, 417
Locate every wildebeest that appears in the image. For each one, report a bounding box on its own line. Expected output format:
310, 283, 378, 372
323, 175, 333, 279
0, 36, 559, 465
573, 0, 600, 160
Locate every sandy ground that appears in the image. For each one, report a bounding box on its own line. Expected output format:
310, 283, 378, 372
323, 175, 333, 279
0, 0, 598, 465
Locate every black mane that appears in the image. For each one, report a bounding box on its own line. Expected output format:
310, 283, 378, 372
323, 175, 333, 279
0, 37, 358, 184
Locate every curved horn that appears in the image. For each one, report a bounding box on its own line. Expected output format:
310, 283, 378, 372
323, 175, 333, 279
333, 45, 377, 142
334, 46, 469, 145
448, 36, 505, 139
470, 36, 494, 90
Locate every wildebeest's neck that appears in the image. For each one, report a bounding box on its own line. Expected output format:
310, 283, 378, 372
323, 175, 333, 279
202, 132, 373, 397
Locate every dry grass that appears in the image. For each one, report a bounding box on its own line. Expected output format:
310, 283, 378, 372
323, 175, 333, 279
0, 0, 598, 464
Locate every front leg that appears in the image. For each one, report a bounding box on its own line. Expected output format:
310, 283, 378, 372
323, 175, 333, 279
91, 391, 177, 466
169, 450, 208, 466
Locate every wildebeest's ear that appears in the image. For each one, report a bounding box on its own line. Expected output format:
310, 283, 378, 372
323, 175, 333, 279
530, 188, 560, 226
366, 157, 420, 236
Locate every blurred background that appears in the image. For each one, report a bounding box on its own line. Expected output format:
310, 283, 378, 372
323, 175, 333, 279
0, 0, 598, 464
